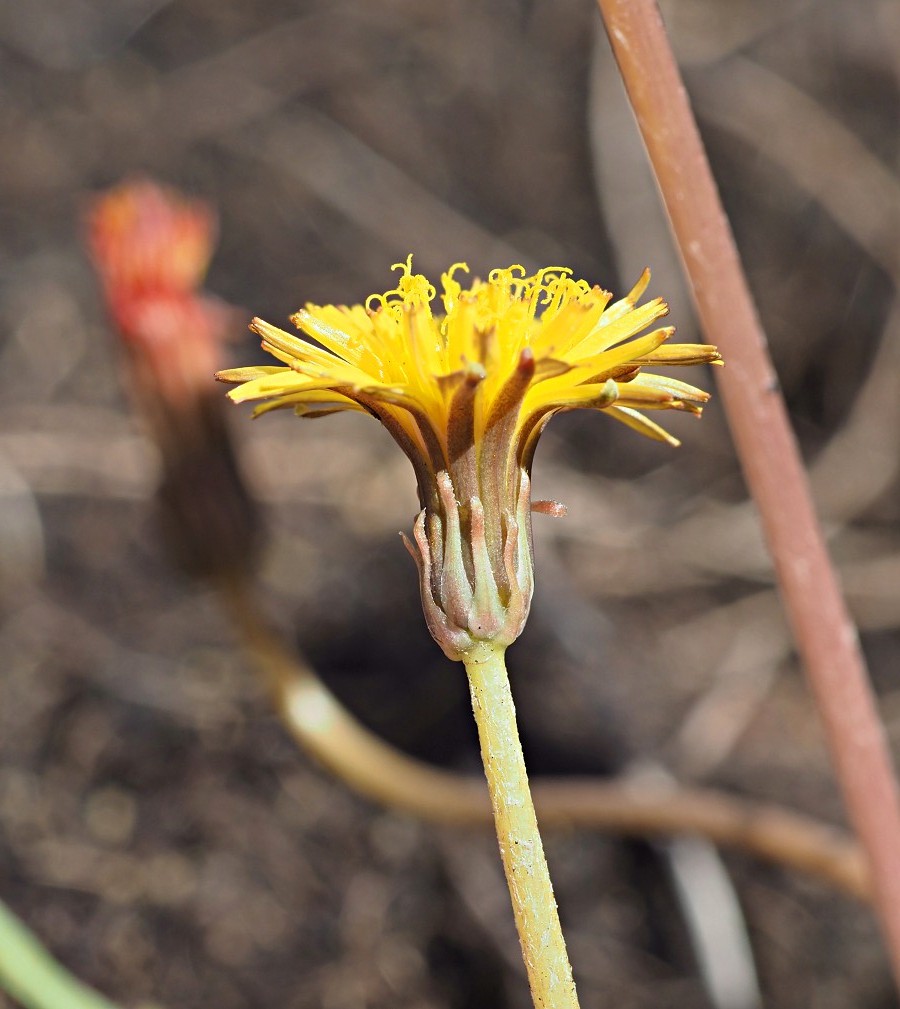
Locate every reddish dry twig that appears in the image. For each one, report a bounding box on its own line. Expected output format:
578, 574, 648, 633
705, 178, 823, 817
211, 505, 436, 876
595, 0, 900, 986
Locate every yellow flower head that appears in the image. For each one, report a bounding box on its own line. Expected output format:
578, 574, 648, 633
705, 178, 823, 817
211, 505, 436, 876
217, 257, 721, 659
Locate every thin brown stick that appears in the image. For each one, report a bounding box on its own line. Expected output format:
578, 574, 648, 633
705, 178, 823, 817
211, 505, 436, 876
219, 579, 868, 901
595, 0, 900, 984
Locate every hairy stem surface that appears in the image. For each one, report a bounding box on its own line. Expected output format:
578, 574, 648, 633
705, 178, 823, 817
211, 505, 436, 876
464, 642, 579, 1009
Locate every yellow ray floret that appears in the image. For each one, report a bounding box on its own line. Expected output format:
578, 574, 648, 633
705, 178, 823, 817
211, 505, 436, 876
216, 256, 722, 465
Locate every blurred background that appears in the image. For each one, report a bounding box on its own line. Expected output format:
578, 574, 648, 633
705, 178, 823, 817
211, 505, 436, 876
0, 0, 899, 1006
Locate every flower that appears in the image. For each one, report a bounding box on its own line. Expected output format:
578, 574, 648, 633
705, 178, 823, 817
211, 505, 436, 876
86, 179, 260, 581
86, 179, 232, 405
217, 257, 721, 659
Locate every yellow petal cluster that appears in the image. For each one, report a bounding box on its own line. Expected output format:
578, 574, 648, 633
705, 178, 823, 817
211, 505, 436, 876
218, 257, 719, 465
217, 257, 721, 659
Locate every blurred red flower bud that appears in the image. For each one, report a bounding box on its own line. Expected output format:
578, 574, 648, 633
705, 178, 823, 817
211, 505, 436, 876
86, 178, 230, 405
85, 178, 261, 582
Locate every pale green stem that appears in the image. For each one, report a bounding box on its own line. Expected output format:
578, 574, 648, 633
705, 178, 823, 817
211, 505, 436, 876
0, 898, 122, 1009
463, 642, 580, 1009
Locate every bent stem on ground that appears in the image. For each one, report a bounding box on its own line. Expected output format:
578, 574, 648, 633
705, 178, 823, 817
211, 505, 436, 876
462, 642, 579, 1009
220, 576, 868, 899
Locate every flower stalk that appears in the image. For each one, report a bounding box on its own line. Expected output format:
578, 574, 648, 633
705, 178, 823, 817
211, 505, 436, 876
463, 642, 579, 1009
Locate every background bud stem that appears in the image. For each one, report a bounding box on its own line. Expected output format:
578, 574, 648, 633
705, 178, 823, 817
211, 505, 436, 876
463, 642, 580, 1009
